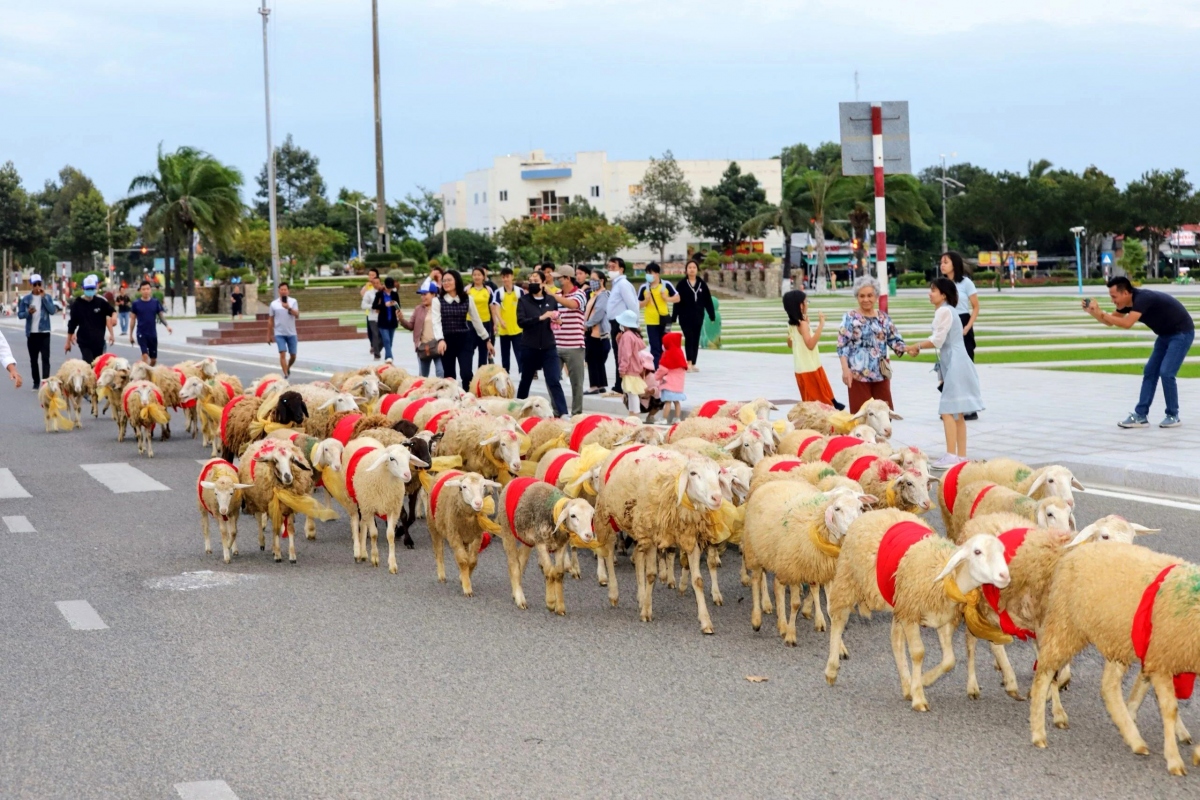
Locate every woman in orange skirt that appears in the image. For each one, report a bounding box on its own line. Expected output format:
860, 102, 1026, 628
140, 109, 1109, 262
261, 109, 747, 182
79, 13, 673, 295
784, 289, 843, 409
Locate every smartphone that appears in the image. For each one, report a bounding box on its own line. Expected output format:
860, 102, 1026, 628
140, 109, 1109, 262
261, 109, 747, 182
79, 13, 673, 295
1082, 298, 1092, 308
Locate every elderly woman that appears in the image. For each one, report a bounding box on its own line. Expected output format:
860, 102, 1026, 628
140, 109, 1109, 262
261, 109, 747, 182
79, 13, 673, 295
906, 277, 984, 468
836, 275, 906, 412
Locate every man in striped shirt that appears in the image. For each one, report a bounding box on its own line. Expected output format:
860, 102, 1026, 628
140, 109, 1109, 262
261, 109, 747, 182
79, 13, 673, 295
553, 265, 587, 415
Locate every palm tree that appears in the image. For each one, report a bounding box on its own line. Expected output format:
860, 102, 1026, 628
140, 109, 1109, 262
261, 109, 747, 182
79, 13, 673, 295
741, 194, 808, 277
127, 146, 243, 304
848, 174, 933, 275
784, 168, 859, 291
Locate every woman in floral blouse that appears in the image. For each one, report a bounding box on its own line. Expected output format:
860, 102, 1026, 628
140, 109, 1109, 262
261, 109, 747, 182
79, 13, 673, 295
836, 275, 907, 411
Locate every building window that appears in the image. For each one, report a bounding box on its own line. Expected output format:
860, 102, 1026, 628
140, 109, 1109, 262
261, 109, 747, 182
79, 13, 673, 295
499, 190, 508, 202
527, 190, 565, 222
628, 184, 643, 196
590, 185, 600, 198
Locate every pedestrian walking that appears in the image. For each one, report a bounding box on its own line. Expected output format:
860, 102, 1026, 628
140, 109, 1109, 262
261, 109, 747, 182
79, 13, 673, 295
230, 277, 245, 320
490, 267, 524, 375
0, 330, 22, 389
433, 269, 490, 388
266, 282, 300, 378
515, 271, 568, 417
65, 275, 115, 364
115, 288, 132, 336
130, 281, 173, 366
361, 268, 383, 360
638, 262, 678, 368
402, 283, 444, 378
906, 278, 984, 468
372, 276, 403, 363
654, 331, 688, 423
836, 275, 906, 412
16, 273, 56, 389
783, 289, 842, 408
468, 267, 496, 368
1085, 276, 1196, 428
553, 265, 587, 415
604, 256, 638, 396
939, 251, 980, 420
583, 270, 610, 394
673, 259, 716, 371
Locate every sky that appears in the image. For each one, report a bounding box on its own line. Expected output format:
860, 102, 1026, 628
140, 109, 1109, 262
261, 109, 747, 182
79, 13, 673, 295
2, 0, 1199, 207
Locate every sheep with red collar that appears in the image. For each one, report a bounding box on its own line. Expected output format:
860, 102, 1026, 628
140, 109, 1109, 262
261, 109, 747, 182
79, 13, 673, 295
948, 481, 1075, 543
185, 375, 243, 457
799, 431, 888, 464
196, 458, 253, 563
96, 362, 132, 439
743, 482, 873, 645
824, 508, 1012, 712
788, 398, 901, 439
247, 373, 288, 399
237, 437, 334, 564
54, 358, 96, 426
496, 477, 596, 614
426, 469, 503, 597
266, 429, 345, 541
826, 451, 932, 514
748, 457, 862, 498
469, 363, 515, 398
1030, 542, 1200, 775
438, 412, 523, 485
340, 436, 428, 574
936, 457, 1083, 534
594, 445, 726, 634
568, 413, 664, 452
122, 380, 172, 457
129, 362, 180, 440
340, 372, 383, 404
779, 425, 876, 459
695, 397, 778, 421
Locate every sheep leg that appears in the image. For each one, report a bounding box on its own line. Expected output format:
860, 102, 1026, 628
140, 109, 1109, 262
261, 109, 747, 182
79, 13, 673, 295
633, 546, 651, 622
775, 580, 788, 637
229, 516, 239, 556
285, 515, 297, 563
596, 548, 609, 587
800, 584, 814, 619
303, 514, 316, 541
430, 526, 447, 583
761, 573, 774, 615
385, 513, 399, 574
645, 544, 658, 587
603, 542, 618, 607
1150, 671, 1187, 775
349, 511, 363, 562
500, 536, 528, 610
921, 624, 957, 687
687, 543, 713, 635
270, 515, 283, 562
824, 601, 853, 686
201, 512, 212, 555
886, 618, 912, 698
537, 545, 556, 612
990, 643, 1022, 700
567, 546, 581, 580
1101, 661, 1148, 754
369, 516, 381, 567
401, 492, 417, 549
740, 557, 751, 587
662, 550, 677, 591
451, 538, 474, 596
1129, 670, 1193, 744
811, 584, 827, 632
553, 548, 567, 615
706, 546, 723, 606
965, 633, 980, 699
904, 623, 930, 712
145, 426, 154, 458
783, 584, 801, 646
257, 513, 267, 551
750, 567, 764, 631
1029, 630, 1079, 748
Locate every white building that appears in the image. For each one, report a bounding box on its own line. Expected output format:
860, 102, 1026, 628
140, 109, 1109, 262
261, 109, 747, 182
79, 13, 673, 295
438, 150, 783, 263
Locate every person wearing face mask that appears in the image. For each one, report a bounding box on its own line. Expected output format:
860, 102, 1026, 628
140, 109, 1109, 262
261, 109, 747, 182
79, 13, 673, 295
515, 271, 569, 417
583, 270, 610, 394
673, 259, 716, 372
603, 256, 638, 397
17, 273, 57, 389
638, 262, 678, 368
65, 274, 115, 364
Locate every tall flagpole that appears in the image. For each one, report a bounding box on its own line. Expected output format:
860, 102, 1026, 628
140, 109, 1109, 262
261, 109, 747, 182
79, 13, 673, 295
260, 0, 281, 294
371, 0, 388, 253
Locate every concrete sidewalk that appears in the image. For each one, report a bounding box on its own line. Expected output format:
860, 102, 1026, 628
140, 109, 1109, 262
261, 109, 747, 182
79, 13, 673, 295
6, 315, 1197, 498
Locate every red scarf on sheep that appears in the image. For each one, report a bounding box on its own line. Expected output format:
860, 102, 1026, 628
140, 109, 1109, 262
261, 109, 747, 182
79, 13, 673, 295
769, 459, 804, 473
820, 436, 862, 463
504, 477, 539, 547
92, 353, 116, 381
569, 414, 612, 452
658, 331, 687, 371
696, 400, 727, 418
942, 460, 969, 512
980, 528, 1036, 641
1132, 564, 1196, 700
543, 452, 577, 486
875, 521, 935, 607
196, 459, 236, 519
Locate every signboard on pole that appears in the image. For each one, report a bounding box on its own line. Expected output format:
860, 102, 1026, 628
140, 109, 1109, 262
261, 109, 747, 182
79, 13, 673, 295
56, 261, 71, 277
838, 102, 912, 177
978, 251, 1038, 268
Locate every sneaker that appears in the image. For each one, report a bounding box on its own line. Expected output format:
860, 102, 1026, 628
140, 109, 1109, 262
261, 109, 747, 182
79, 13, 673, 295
1160, 415, 1182, 428
1118, 413, 1149, 429
931, 453, 963, 470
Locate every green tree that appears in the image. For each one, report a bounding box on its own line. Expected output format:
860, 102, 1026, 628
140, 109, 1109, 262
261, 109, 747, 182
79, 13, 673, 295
422, 228, 496, 269
406, 186, 444, 240
532, 217, 632, 266
1124, 168, 1195, 278
494, 217, 541, 268
741, 193, 808, 276
279, 225, 346, 282
779, 141, 842, 174
1118, 238, 1147, 278
0, 162, 46, 263
686, 162, 766, 251
35, 166, 96, 246
619, 203, 679, 264
783, 168, 859, 289
948, 171, 1038, 289
53, 188, 109, 269
618, 151, 692, 263
255, 134, 326, 220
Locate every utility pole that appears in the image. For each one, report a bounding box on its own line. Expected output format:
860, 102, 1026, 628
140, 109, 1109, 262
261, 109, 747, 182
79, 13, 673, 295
940, 154, 947, 255
259, 0, 281, 295
371, 0, 388, 253
441, 193, 448, 256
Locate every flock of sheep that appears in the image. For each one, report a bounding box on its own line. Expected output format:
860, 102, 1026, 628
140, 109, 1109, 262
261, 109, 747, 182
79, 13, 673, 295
35, 354, 1200, 776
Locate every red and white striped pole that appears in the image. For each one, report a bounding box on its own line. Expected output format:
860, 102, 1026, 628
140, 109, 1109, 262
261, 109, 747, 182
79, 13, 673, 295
871, 102, 888, 312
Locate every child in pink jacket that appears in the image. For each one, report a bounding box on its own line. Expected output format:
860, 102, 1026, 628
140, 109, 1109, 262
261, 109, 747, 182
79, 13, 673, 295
653, 331, 687, 423
616, 310, 650, 415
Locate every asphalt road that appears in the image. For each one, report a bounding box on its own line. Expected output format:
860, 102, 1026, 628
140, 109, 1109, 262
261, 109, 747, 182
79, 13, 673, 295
2, 336, 1199, 798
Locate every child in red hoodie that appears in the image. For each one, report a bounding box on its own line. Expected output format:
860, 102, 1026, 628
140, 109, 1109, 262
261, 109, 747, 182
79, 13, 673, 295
653, 331, 687, 424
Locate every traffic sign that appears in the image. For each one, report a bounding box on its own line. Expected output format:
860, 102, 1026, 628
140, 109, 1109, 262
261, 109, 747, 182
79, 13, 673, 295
838, 101, 912, 176
1101, 252, 1113, 265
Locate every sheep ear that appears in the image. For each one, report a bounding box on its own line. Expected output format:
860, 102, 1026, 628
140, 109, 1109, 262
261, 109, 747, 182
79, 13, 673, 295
408, 455, 430, 470
233, 483, 254, 490
199, 480, 216, 490
933, 547, 970, 584
824, 505, 837, 530
1070, 477, 1085, 491
676, 469, 689, 505
483, 479, 502, 490
444, 479, 462, 489
317, 397, 337, 410
555, 502, 571, 530
479, 432, 501, 446
614, 432, 635, 446
365, 451, 390, 472
722, 433, 743, 451
1130, 523, 1160, 535
858, 493, 878, 505
1069, 512, 1077, 531
889, 411, 904, 420
1065, 523, 1098, 548
888, 452, 904, 463
850, 407, 866, 420
1026, 472, 1048, 496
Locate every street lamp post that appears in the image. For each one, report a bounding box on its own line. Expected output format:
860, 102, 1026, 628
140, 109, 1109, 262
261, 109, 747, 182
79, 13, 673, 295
259, 0, 281, 295
1070, 226, 1086, 295
934, 153, 964, 256
371, 0, 388, 253
338, 199, 365, 259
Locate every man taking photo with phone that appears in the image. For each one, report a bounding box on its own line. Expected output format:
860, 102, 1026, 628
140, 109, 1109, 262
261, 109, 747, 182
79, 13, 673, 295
1084, 276, 1195, 428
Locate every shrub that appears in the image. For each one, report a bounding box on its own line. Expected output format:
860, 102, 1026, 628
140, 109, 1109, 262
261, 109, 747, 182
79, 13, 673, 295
1049, 269, 1076, 278
973, 270, 997, 282
215, 267, 256, 283
896, 272, 926, 287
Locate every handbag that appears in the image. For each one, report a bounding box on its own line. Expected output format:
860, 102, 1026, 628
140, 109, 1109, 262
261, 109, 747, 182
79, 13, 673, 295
417, 340, 439, 360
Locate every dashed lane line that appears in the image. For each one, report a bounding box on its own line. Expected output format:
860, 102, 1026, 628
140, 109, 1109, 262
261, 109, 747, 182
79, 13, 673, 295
80, 463, 170, 494
0, 468, 31, 499
3, 515, 35, 533
54, 600, 108, 630
175, 780, 240, 800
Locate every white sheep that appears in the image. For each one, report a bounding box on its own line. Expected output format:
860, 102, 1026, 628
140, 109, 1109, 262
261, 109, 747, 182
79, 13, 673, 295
37, 378, 75, 433
196, 458, 253, 563
96, 363, 132, 439
121, 380, 171, 457
694, 397, 778, 422
426, 469, 503, 596
789, 398, 900, 439
824, 508, 1012, 711
469, 363, 515, 398
948, 481, 1075, 542
476, 396, 553, 419
936, 457, 1084, 533
438, 412, 523, 484
267, 430, 346, 540
54, 359, 96, 425
129, 362, 180, 440
341, 436, 428, 574
237, 437, 336, 564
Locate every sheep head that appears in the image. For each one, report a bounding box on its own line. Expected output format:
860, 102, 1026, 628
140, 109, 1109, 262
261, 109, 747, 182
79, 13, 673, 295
851, 399, 900, 439
444, 472, 500, 513
725, 426, 770, 466
200, 474, 253, 516
619, 424, 664, 446
130, 381, 158, 406
890, 447, 931, 484
273, 391, 309, 425
310, 438, 344, 471
934, 534, 1010, 590
68, 371, 84, 395
198, 357, 218, 377
254, 443, 296, 486
822, 487, 871, 540
1026, 465, 1084, 507
521, 396, 553, 419
318, 393, 360, 413
719, 463, 752, 505
41, 377, 64, 397
556, 498, 596, 546
129, 362, 153, 382
676, 457, 723, 512
848, 424, 879, 443
180, 376, 205, 403
480, 428, 522, 476
1065, 515, 1159, 548
893, 470, 933, 512
1035, 497, 1076, 531
366, 444, 427, 483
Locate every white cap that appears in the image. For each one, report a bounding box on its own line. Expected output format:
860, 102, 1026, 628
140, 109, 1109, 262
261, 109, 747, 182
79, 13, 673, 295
82, 274, 99, 289
29, 273, 42, 284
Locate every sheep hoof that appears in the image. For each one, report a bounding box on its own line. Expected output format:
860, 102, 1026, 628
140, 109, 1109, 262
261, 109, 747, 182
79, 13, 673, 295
740, 576, 751, 587
1054, 719, 1069, 731
555, 608, 566, 617
306, 533, 316, 541
223, 556, 231, 564
912, 700, 929, 712
1007, 689, 1026, 702
260, 546, 266, 552
825, 671, 837, 686
205, 547, 212, 554
784, 637, 796, 647
274, 556, 282, 562
1133, 743, 1150, 756
464, 591, 474, 597
713, 595, 723, 607
814, 620, 826, 632
1169, 764, 1187, 777
701, 624, 713, 635
1191, 747, 1199, 767
751, 622, 761, 632
289, 559, 297, 565
1032, 737, 1047, 749
389, 565, 398, 575
516, 600, 528, 610
968, 687, 980, 700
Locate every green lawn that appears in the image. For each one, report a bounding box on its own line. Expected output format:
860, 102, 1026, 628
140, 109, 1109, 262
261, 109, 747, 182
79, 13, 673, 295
722, 335, 1152, 348
1048, 363, 1200, 378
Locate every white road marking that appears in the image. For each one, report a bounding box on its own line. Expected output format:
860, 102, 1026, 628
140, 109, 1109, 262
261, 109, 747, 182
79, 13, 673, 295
146, 571, 260, 591
175, 781, 239, 800
0, 468, 31, 499
80, 463, 170, 494
55, 600, 108, 630
3, 515, 35, 533
1084, 486, 1200, 513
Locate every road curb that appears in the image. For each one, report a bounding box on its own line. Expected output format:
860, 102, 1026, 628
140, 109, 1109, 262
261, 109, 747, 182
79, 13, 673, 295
1047, 460, 1200, 500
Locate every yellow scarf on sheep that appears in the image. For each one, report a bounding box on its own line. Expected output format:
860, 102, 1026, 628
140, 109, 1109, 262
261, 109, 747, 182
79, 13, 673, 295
45, 394, 75, 430
808, 521, 841, 559
139, 403, 171, 426
828, 410, 857, 435
942, 576, 1013, 645
97, 385, 116, 413
721, 501, 745, 546
560, 444, 609, 499
680, 485, 727, 543
528, 434, 568, 463
483, 444, 513, 485
476, 495, 501, 534
267, 488, 339, 538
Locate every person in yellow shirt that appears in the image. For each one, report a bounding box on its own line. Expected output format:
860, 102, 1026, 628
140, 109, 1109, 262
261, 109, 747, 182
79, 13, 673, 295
468, 266, 495, 368
638, 262, 678, 368
490, 266, 525, 374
